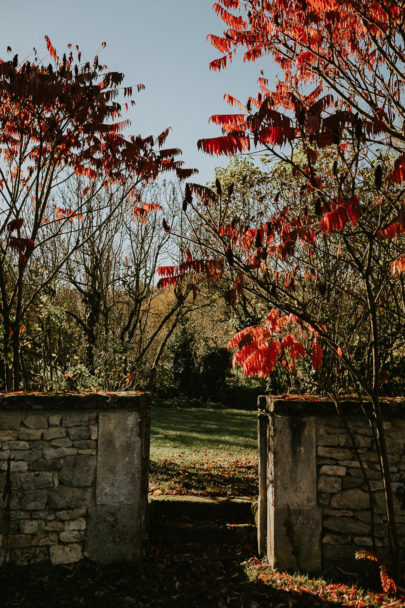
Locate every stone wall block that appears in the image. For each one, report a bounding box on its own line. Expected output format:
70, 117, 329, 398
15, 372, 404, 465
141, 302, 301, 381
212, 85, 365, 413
12, 489, 48, 510
330, 488, 370, 510
348, 467, 381, 479
10, 510, 31, 520
318, 476, 342, 493
61, 412, 97, 428
17, 429, 42, 441
73, 440, 96, 449
20, 472, 54, 489
36, 534, 58, 546
59, 530, 84, 543
65, 518, 86, 531
50, 437, 72, 448
19, 519, 41, 534
59, 455, 96, 487
16, 451, 42, 464
317, 458, 338, 466
8, 462, 28, 473
9, 441, 29, 450
43, 447, 77, 459
0, 413, 23, 430
23, 415, 48, 429
322, 534, 351, 544
32, 510, 55, 520
354, 536, 373, 546
50, 543, 82, 565
7, 534, 33, 548
0, 431, 17, 441
343, 477, 362, 489
43, 521, 64, 532
317, 447, 354, 459
55, 508, 86, 521
13, 451, 30, 461
67, 427, 89, 441
319, 465, 346, 476
48, 414, 62, 427
318, 430, 370, 448
324, 517, 371, 535
42, 428, 66, 441
29, 458, 64, 472
48, 487, 92, 509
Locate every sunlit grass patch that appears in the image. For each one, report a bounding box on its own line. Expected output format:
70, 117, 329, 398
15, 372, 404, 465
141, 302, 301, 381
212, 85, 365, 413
149, 407, 258, 497
243, 557, 405, 608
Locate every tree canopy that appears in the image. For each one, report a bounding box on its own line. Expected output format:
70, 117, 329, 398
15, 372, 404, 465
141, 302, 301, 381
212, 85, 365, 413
0, 38, 196, 389
157, 0, 405, 574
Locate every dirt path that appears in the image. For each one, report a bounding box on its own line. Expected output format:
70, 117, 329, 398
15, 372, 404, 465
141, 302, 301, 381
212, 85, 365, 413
0, 539, 339, 608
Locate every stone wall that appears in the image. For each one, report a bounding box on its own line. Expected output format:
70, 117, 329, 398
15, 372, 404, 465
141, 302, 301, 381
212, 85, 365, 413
257, 396, 405, 573
0, 392, 150, 566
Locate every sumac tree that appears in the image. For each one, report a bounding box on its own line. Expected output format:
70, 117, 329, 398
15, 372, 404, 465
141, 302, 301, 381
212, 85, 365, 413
158, 0, 405, 576
0, 38, 195, 389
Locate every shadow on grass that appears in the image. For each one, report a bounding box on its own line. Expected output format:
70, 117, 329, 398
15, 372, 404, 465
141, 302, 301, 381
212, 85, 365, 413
151, 407, 257, 453
149, 456, 258, 497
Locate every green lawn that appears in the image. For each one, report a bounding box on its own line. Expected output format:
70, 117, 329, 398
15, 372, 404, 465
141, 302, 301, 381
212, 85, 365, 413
149, 407, 258, 498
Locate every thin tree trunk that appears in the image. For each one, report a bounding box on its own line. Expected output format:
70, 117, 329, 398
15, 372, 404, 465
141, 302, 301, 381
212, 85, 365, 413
366, 275, 401, 575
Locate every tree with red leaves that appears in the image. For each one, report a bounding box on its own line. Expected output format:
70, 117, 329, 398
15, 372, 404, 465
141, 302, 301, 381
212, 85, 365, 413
158, 0, 405, 576
0, 38, 196, 390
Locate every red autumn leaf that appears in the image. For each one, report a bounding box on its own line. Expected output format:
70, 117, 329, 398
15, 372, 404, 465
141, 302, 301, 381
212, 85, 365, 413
156, 275, 182, 289
391, 253, 405, 275
388, 154, 405, 183
197, 135, 250, 156
312, 340, 322, 370
7, 218, 24, 232
320, 196, 361, 233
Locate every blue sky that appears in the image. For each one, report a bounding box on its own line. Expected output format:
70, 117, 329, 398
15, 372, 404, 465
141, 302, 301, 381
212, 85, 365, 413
0, 0, 275, 184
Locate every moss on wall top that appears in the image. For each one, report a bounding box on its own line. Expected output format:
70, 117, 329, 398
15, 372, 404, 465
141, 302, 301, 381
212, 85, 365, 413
259, 394, 405, 417
0, 391, 149, 411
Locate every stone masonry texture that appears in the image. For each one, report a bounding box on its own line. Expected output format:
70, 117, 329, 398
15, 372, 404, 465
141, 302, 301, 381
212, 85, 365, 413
0, 392, 150, 566
258, 396, 405, 572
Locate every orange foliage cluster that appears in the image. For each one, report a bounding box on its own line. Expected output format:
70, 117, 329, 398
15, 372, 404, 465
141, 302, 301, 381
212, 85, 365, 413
198, 0, 404, 266
1, 37, 197, 263
55, 208, 84, 223
377, 206, 405, 240
226, 309, 322, 379
320, 196, 361, 233
157, 256, 224, 290
158, 0, 405, 385
133, 202, 163, 223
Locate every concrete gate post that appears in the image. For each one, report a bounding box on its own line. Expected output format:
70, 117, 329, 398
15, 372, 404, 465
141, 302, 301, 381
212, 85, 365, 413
258, 397, 322, 572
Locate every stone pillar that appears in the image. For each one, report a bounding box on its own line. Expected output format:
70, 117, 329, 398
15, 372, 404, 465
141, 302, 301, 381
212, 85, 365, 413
85, 405, 150, 563
257, 409, 268, 555
0, 391, 150, 566
265, 401, 322, 572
